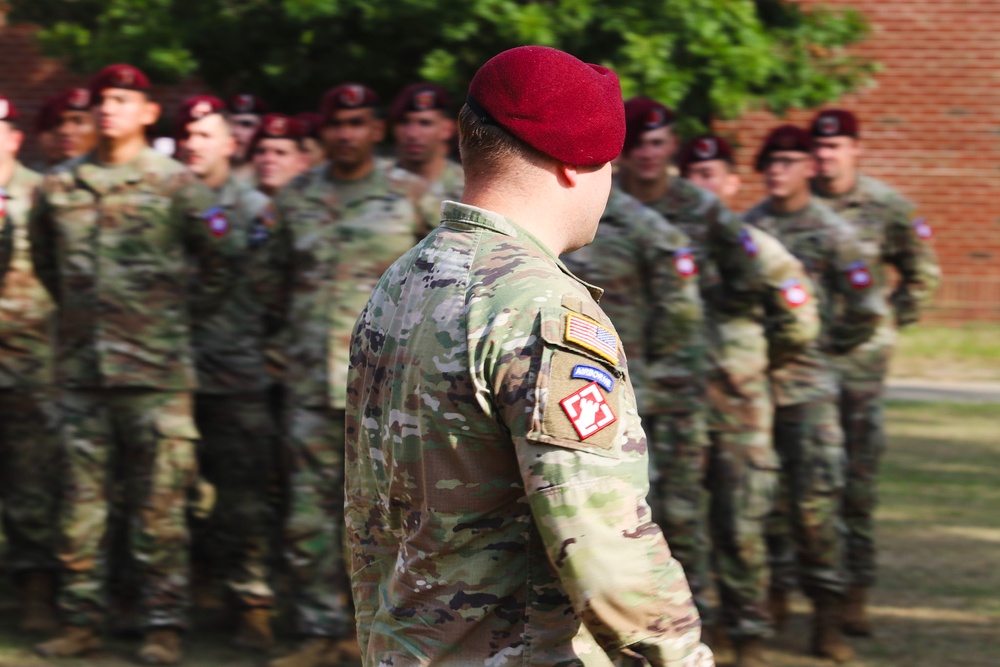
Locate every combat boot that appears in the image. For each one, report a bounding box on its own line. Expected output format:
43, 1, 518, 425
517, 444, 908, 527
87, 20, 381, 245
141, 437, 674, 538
137, 628, 184, 665
735, 637, 770, 667
233, 607, 274, 651
34, 625, 102, 657
768, 587, 790, 631
810, 591, 855, 663
842, 584, 874, 637
17, 570, 58, 633
269, 635, 358, 667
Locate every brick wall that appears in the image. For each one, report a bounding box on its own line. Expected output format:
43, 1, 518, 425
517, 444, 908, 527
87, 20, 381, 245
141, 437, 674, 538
717, 0, 1000, 323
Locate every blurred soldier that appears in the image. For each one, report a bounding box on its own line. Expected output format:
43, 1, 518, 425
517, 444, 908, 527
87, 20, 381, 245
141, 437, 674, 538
32, 96, 63, 169
0, 95, 61, 634
52, 88, 99, 164
175, 95, 281, 651
346, 44, 713, 667
743, 125, 886, 663
809, 109, 941, 636
251, 114, 308, 197
294, 112, 326, 170
680, 132, 823, 667
31, 64, 238, 665
226, 93, 268, 183
389, 82, 464, 221
267, 82, 430, 667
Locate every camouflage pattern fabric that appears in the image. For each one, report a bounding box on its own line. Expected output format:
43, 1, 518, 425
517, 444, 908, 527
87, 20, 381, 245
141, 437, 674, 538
346, 201, 712, 666
743, 197, 886, 596
57, 389, 199, 630
413, 158, 464, 227
814, 174, 941, 587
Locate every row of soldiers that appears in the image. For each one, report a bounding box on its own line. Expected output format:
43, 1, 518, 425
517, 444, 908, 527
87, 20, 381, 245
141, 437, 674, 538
0, 55, 939, 667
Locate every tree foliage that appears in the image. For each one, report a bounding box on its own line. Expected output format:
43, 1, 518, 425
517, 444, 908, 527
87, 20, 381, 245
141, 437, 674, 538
9, 0, 877, 134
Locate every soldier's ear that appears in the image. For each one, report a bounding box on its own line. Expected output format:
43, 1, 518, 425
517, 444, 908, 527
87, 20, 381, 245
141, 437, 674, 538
141, 100, 162, 128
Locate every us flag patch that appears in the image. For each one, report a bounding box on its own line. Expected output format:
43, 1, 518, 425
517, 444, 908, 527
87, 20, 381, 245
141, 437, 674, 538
565, 314, 619, 364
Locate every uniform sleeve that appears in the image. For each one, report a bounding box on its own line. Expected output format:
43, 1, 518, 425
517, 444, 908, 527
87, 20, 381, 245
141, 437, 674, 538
0, 207, 13, 286
257, 197, 295, 381
826, 221, 887, 354
179, 181, 241, 316
883, 200, 942, 327
27, 188, 59, 302
704, 195, 764, 295
482, 303, 712, 667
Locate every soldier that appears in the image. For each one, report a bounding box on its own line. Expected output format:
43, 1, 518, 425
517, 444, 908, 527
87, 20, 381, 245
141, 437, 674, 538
389, 82, 464, 221
809, 109, 941, 635
175, 95, 281, 650
250, 113, 309, 197
743, 125, 886, 663
226, 93, 268, 183
345, 44, 713, 667
677, 131, 822, 667
30, 64, 238, 665
267, 82, 430, 667
52, 88, 99, 164
0, 95, 61, 635
294, 112, 326, 170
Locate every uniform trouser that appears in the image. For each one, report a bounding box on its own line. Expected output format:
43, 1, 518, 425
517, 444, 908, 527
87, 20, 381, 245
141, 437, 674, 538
836, 344, 892, 588
646, 409, 711, 623
194, 392, 276, 608
283, 402, 352, 638
57, 389, 198, 630
0, 387, 62, 574
705, 376, 778, 640
766, 398, 848, 596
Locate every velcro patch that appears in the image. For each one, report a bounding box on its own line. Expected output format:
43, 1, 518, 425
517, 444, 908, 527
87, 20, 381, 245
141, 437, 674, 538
846, 260, 872, 289
780, 278, 809, 308
565, 313, 619, 364
912, 217, 933, 240
740, 228, 759, 257
559, 382, 617, 440
673, 247, 698, 277
203, 207, 230, 237
571, 364, 615, 392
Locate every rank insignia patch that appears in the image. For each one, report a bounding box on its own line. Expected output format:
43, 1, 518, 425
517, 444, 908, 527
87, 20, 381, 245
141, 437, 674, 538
571, 364, 615, 392
780, 278, 809, 308
673, 247, 698, 277
203, 207, 230, 237
565, 314, 619, 364
847, 261, 872, 289
560, 382, 617, 440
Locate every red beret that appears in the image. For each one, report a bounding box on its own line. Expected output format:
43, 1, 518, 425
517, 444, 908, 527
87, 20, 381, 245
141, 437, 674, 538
320, 83, 379, 121
622, 96, 676, 155
89, 64, 151, 98
811, 108, 860, 139
35, 95, 61, 133
0, 96, 18, 123
227, 94, 268, 116
389, 83, 452, 124
467, 46, 624, 167
249, 114, 306, 154
175, 95, 227, 138
755, 125, 813, 172
63, 87, 93, 111
294, 112, 323, 139
678, 134, 734, 173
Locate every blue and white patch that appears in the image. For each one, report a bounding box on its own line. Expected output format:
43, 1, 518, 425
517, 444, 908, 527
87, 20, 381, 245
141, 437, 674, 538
571, 364, 615, 393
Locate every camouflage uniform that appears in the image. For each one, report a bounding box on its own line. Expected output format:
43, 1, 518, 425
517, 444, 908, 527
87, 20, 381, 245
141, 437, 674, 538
0, 164, 61, 578
270, 162, 430, 638
191, 176, 279, 610
412, 158, 464, 225
742, 198, 886, 597
346, 200, 712, 666
29, 147, 238, 630
814, 175, 940, 587
704, 226, 819, 639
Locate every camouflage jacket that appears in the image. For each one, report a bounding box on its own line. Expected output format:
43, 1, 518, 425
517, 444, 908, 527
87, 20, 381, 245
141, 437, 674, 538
743, 198, 886, 406
813, 174, 941, 333
30, 147, 239, 390
191, 175, 277, 394
0, 163, 53, 388
410, 158, 464, 225
345, 201, 712, 667
562, 186, 704, 416
271, 162, 430, 408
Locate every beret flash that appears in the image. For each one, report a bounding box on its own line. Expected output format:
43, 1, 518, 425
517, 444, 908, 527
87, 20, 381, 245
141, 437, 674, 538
811, 108, 860, 139
623, 96, 676, 155
320, 83, 379, 121
678, 134, 735, 172
248, 113, 306, 154
174, 95, 226, 138
389, 83, 452, 124
89, 64, 151, 99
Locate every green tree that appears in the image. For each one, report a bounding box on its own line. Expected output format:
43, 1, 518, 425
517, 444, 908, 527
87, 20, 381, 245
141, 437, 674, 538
9, 0, 876, 133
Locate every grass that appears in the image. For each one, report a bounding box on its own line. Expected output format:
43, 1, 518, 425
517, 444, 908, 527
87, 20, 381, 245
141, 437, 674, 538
1, 401, 998, 666
890, 324, 1000, 382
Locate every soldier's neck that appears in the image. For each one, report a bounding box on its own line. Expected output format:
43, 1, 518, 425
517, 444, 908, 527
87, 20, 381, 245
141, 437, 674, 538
815, 170, 857, 197
96, 135, 147, 166
620, 170, 669, 205
330, 155, 375, 182
0, 158, 14, 188
768, 189, 812, 215
202, 163, 231, 190
401, 152, 446, 183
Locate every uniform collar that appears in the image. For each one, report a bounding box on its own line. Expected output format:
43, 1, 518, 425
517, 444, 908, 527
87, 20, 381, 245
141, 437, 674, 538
3, 162, 34, 197
75, 146, 158, 194
215, 174, 242, 208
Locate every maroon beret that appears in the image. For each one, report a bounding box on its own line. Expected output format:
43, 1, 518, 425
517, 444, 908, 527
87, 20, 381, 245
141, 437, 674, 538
0, 96, 18, 124
249, 114, 306, 154
174, 95, 226, 138
678, 134, 734, 173
755, 125, 813, 172
320, 83, 379, 122
294, 112, 323, 139
811, 108, 860, 139
467, 46, 624, 166
389, 82, 452, 124
622, 96, 676, 155
35, 95, 61, 133
227, 93, 268, 116
89, 64, 151, 98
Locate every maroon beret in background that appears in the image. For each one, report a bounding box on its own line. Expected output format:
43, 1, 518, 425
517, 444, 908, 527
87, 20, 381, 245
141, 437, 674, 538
466, 46, 624, 166
755, 124, 813, 172
0, 96, 18, 123
622, 96, 676, 155
811, 108, 860, 139
678, 134, 735, 173
174, 95, 226, 138
249, 114, 306, 154
294, 112, 323, 139
89, 64, 151, 99
389, 83, 452, 124
320, 83, 379, 122
227, 94, 268, 116
35, 88, 93, 133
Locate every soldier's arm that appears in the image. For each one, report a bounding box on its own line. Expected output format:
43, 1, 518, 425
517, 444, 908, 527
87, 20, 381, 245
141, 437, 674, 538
178, 180, 241, 316
0, 209, 12, 286
27, 188, 59, 302
703, 193, 763, 295
883, 200, 942, 327
486, 303, 711, 666
827, 221, 887, 354
256, 199, 293, 381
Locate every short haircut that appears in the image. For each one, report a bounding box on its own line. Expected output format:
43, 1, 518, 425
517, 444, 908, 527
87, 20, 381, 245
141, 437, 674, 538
457, 103, 548, 173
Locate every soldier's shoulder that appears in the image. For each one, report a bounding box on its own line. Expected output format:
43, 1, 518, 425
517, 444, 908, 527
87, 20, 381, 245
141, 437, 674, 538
383, 163, 429, 201
141, 150, 189, 178
276, 166, 324, 203
857, 174, 913, 213
741, 199, 769, 223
